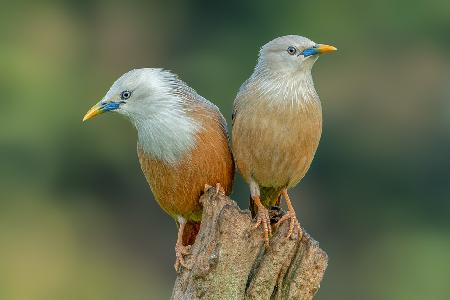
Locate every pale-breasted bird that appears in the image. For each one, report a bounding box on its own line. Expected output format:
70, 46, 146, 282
232, 35, 336, 245
83, 68, 234, 270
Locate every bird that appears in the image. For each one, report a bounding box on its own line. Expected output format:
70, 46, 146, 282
232, 35, 336, 246
82, 68, 234, 270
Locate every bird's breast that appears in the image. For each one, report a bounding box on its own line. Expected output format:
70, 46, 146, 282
137, 105, 234, 222
232, 96, 322, 188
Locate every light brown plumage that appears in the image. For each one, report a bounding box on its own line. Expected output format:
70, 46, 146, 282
232, 35, 336, 245
232, 93, 322, 191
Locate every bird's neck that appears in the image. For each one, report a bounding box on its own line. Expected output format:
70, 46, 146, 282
249, 67, 320, 108
131, 106, 200, 165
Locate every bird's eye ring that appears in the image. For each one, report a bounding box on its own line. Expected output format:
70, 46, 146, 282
120, 90, 132, 100
287, 46, 297, 55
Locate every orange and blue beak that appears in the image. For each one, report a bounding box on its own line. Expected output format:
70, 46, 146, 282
82, 101, 121, 122
302, 44, 337, 57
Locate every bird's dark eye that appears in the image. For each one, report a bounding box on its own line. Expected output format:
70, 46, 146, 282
287, 46, 297, 55
120, 90, 132, 100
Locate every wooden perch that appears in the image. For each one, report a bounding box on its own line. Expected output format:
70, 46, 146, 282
171, 187, 328, 300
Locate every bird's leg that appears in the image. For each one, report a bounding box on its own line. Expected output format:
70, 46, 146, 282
252, 195, 272, 247
174, 220, 192, 272
276, 189, 302, 240
215, 182, 225, 196
203, 183, 225, 196
204, 183, 213, 193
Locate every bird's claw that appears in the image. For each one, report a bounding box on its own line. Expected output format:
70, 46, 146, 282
276, 211, 302, 240
215, 182, 225, 196
204, 184, 213, 193
204, 183, 225, 196
174, 244, 192, 272
253, 204, 272, 247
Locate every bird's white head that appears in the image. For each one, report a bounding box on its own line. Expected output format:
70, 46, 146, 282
83, 68, 200, 164
83, 68, 184, 122
257, 35, 337, 74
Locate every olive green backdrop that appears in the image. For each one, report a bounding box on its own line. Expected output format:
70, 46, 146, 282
1, 0, 449, 299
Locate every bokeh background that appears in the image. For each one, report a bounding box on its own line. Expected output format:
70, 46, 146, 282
1, 0, 450, 299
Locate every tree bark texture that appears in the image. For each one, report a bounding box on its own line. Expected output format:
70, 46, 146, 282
171, 187, 328, 300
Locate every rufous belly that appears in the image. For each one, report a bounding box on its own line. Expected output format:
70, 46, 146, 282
138, 126, 234, 222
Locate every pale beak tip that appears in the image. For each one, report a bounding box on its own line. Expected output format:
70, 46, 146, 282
82, 104, 102, 123
317, 44, 338, 54
82, 113, 92, 122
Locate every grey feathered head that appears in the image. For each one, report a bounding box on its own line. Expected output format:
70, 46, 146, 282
257, 35, 337, 74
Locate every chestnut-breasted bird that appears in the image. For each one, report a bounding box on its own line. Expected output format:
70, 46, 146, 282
232, 35, 336, 245
83, 68, 234, 270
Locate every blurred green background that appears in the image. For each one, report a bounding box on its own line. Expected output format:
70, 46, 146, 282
1, 0, 450, 299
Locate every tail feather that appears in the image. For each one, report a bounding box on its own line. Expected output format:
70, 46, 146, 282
181, 221, 201, 246
249, 186, 282, 217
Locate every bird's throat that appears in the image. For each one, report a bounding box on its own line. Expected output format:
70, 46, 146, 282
252, 69, 320, 108
134, 113, 200, 165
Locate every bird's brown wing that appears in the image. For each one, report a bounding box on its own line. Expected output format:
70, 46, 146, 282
231, 106, 237, 126
232, 78, 252, 126
174, 76, 230, 139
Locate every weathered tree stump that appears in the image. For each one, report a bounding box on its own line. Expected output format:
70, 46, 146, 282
171, 187, 328, 299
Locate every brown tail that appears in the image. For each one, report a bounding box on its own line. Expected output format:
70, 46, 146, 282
182, 221, 201, 246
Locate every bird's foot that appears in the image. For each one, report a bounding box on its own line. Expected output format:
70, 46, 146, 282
174, 244, 192, 272
275, 210, 302, 240
204, 183, 225, 196
215, 182, 225, 196
204, 183, 213, 193
253, 199, 272, 247
203, 183, 212, 193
